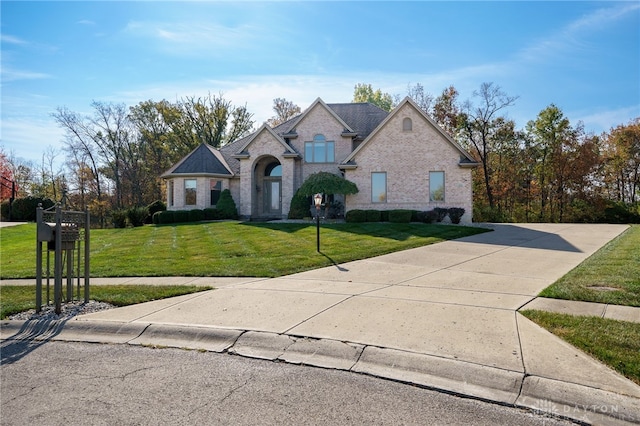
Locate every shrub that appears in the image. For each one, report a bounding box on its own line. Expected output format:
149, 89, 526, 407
111, 209, 128, 228
288, 189, 311, 219
327, 201, 344, 219
173, 210, 190, 223
365, 209, 381, 222
146, 200, 166, 224
216, 189, 238, 219
127, 206, 149, 227
602, 202, 640, 224
189, 209, 205, 222
204, 208, 223, 220
380, 210, 389, 222
410, 210, 421, 222
156, 210, 174, 224
423, 210, 439, 223
432, 207, 448, 222
473, 205, 512, 223
448, 207, 465, 224
388, 209, 412, 223
345, 209, 366, 223
152, 211, 162, 224
2, 197, 54, 221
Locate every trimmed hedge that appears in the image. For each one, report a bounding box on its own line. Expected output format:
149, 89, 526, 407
146, 200, 166, 224
433, 207, 448, 222
365, 209, 381, 222
1, 197, 54, 221
448, 207, 465, 224
345, 209, 367, 223
388, 209, 413, 223
173, 210, 190, 223
189, 209, 205, 222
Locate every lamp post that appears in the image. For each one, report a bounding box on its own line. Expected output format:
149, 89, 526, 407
314, 193, 323, 252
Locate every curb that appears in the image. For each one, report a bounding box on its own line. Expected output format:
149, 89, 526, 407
2, 319, 639, 425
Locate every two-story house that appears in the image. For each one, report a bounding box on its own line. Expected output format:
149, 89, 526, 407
161, 97, 478, 223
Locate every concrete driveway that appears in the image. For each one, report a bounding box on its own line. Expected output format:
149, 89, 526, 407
3, 223, 639, 424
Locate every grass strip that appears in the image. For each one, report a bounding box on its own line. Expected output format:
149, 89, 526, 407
0, 285, 212, 319
539, 225, 640, 307
521, 309, 640, 385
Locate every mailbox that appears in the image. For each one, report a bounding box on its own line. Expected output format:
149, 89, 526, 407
37, 222, 79, 250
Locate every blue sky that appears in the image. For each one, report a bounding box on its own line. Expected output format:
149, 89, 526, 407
2, 1, 639, 166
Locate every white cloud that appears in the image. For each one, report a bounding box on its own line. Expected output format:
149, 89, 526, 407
1, 67, 52, 82
122, 20, 273, 56
517, 3, 640, 63
574, 105, 640, 133
1, 34, 28, 45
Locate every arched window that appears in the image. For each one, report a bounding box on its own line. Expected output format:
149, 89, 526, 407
403, 117, 412, 131
265, 163, 282, 177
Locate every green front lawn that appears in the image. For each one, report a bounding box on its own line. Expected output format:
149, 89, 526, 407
539, 225, 640, 307
0, 221, 488, 278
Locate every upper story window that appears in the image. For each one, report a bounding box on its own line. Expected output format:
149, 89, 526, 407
403, 117, 412, 131
305, 134, 335, 163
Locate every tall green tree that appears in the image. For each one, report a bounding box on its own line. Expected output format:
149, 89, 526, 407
526, 104, 575, 221
352, 83, 395, 111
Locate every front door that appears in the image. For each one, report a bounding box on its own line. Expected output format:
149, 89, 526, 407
264, 180, 281, 216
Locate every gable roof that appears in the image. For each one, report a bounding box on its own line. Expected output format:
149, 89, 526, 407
280, 98, 355, 135
232, 123, 299, 158
342, 97, 479, 167
268, 99, 389, 141
161, 143, 234, 178
326, 102, 389, 140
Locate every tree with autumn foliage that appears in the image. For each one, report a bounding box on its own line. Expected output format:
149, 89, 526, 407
0, 147, 18, 202
601, 119, 640, 205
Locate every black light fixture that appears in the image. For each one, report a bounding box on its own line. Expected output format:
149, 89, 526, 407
314, 193, 323, 252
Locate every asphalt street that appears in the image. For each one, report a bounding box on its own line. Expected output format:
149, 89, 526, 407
1, 340, 575, 426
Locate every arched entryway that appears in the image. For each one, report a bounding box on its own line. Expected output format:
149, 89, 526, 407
254, 156, 282, 218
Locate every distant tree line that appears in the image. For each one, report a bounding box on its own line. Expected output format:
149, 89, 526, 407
1, 84, 638, 225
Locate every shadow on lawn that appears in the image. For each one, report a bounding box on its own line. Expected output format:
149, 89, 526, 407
240, 221, 488, 242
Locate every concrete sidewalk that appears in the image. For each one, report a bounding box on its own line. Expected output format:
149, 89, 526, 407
3, 223, 640, 424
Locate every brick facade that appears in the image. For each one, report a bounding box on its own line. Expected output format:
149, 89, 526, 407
162, 97, 477, 224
